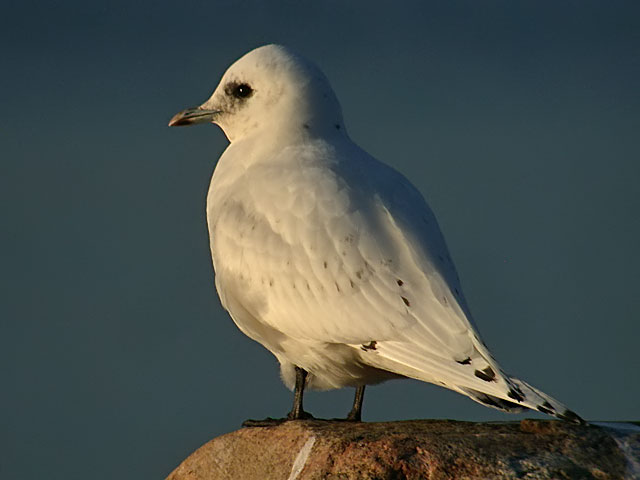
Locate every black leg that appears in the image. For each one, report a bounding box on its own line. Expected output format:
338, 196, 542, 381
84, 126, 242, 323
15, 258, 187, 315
287, 366, 313, 420
346, 385, 365, 421
242, 366, 313, 427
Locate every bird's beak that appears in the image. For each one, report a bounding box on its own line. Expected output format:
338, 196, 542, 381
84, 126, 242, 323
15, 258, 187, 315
168, 107, 221, 127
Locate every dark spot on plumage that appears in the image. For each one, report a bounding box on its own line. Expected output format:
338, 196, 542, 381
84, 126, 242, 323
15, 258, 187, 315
480, 395, 502, 408
442, 296, 448, 305
335, 123, 341, 130
269, 279, 274, 286
323, 261, 328, 269
542, 400, 555, 411
507, 389, 524, 402
361, 341, 377, 351
456, 357, 472, 365
303, 123, 310, 130
474, 366, 496, 382
558, 409, 587, 425
401, 296, 410, 307
335, 282, 341, 292
509, 383, 524, 397
355, 270, 363, 279
306, 282, 311, 291
349, 279, 355, 288
396, 279, 403, 286
537, 405, 555, 415
466, 389, 523, 411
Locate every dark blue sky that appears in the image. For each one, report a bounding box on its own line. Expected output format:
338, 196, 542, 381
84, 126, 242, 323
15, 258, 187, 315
2, 2, 639, 479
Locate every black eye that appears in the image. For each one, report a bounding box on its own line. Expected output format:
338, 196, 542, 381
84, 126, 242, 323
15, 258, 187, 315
229, 83, 253, 99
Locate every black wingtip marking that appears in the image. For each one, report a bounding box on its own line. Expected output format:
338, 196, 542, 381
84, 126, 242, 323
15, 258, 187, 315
464, 388, 525, 412
401, 296, 411, 307
474, 366, 496, 382
558, 409, 587, 425
396, 279, 403, 286
456, 357, 472, 365
537, 405, 555, 415
361, 341, 377, 352
507, 389, 524, 402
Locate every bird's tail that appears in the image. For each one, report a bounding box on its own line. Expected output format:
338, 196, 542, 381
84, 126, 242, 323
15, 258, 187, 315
460, 376, 586, 425
360, 337, 586, 425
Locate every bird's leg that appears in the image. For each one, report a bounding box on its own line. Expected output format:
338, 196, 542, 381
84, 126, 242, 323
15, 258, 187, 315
345, 385, 366, 421
287, 366, 313, 420
242, 366, 313, 427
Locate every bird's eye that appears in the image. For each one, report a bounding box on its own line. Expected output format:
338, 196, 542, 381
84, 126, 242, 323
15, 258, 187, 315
228, 83, 253, 99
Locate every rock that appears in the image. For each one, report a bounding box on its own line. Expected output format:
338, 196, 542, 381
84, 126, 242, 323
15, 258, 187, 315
166, 419, 640, 480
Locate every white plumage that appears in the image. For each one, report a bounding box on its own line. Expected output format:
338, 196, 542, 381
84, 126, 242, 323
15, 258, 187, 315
169, 44, 583, 424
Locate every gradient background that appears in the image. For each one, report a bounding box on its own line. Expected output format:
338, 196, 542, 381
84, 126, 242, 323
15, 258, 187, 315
2, 1, 639, 478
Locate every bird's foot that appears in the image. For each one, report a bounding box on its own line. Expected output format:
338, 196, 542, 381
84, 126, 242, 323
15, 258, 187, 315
328, 414, 361, 423
242, 411, 314, 427
242, 417, 288, 427
287, 409, 314, 421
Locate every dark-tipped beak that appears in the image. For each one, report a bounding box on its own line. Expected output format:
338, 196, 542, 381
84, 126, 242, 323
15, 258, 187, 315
168, 107, 221, 127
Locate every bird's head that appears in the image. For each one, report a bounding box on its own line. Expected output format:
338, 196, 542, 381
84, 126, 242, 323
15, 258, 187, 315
169, 44, 345, 143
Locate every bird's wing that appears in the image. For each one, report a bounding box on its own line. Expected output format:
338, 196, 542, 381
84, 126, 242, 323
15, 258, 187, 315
340, 155, 504, 369
209, 140, 580, 419
339, 154, 579, 418
211, 141, 479, 357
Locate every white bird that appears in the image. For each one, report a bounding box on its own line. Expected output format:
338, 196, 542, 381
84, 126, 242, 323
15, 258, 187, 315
169, 44, 584, 425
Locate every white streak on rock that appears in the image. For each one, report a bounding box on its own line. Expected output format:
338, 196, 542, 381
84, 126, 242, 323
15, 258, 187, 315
287, 435, 316, 480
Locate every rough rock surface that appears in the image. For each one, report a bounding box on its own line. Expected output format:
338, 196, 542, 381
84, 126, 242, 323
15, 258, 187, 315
166, 419, 640, 480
